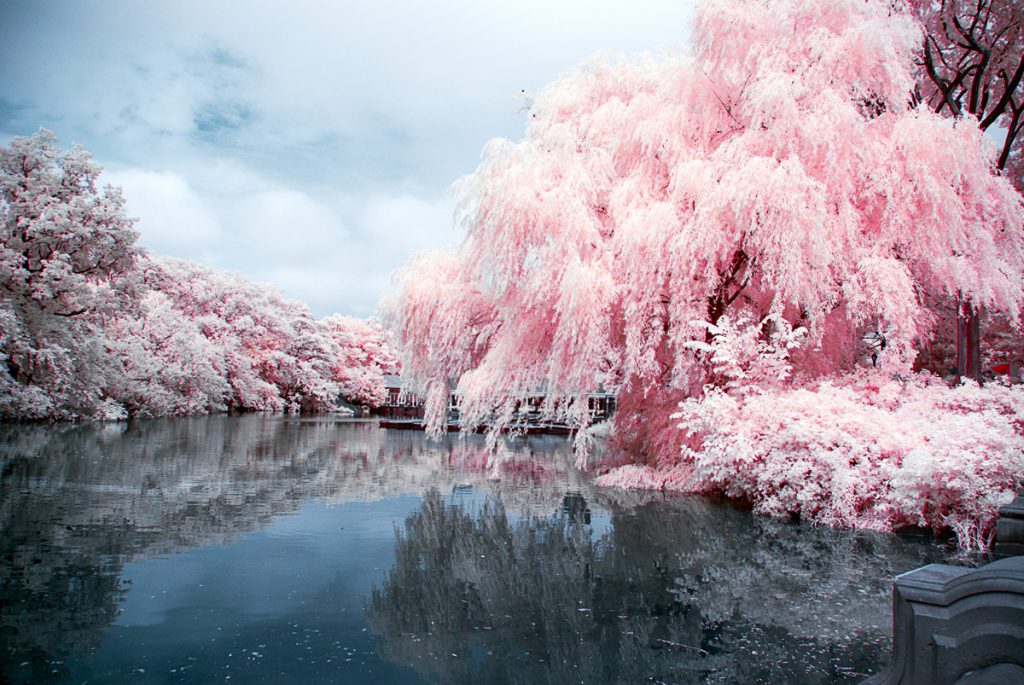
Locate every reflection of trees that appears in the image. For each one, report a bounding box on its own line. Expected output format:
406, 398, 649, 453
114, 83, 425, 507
1, 417, 955, 684
368, 489, 951, 685
0, 416, 360, 682
368, 488, 681, 685
0, 417, 579, 684
602, 493, 953, 683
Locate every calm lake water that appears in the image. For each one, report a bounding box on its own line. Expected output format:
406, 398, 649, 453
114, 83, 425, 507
0, 415, 958, 684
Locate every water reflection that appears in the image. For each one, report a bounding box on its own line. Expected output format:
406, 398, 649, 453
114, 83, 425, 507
368, 488, 951, 684
0, 416, 578, 683
0, 417, 954, 684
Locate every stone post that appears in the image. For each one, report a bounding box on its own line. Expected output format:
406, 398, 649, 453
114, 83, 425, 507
995, 491, 1024, 558
862, 556, 1024, 684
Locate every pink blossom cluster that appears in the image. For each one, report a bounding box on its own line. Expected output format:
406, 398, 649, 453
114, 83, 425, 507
599, 313, 1023, 551
103, 256, 397, 417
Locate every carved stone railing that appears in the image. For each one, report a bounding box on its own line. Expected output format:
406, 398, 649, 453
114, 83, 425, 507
864, 494, 1024, 685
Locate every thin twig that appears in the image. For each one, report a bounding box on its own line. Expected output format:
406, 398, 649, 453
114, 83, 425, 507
654, 638, 709, 656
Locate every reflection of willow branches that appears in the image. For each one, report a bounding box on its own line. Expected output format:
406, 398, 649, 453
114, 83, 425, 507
368, 489, 952, 685
367, 488, 703, 685
603, 496, 953, 683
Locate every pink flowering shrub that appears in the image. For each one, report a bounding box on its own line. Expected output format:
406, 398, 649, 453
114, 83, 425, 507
702, 375, 1017, 548
599, 313, 1024, 551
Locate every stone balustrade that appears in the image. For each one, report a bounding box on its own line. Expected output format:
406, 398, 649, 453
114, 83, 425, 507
864, 493, 1024, 685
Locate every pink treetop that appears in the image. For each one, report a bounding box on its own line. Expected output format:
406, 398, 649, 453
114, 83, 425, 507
320, 314, 398, 407
389, 0, 1024, 446
144, 256, 339, 413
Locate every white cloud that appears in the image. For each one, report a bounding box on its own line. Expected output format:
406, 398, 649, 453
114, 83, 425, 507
103, 161, 460, 319
3, 0, 698, 319
259, 191, 460, 318
356, 193, 460, 256
102, 168, 223, 260
231, 189, 350, 261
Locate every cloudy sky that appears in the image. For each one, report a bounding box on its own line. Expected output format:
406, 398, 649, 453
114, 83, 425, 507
1, 0, 695, 317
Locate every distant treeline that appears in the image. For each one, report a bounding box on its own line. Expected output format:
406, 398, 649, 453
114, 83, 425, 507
1, 131, 396, 421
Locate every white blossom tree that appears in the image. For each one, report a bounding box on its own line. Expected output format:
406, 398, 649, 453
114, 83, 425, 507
0, 130, 142, 419
103, 291, 230, 418
142, 256, 340, 413
0, 133, 396, 421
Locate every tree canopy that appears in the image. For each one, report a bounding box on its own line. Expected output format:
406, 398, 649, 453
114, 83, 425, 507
389, 0, 1024, 449
910, 0, 1023, 187
0, 130, 141, 418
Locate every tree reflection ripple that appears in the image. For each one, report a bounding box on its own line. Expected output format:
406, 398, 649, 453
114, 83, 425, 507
368, 488, 952, 684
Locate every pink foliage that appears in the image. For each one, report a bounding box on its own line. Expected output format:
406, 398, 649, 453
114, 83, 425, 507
390, 0, 1024, 451
598, 317, 1024, 551
389, 0, 1024, 546
104, 291, 230, 417
141, 256, 340, 413
135, 257, 397, 415
321, 314, 398, 407
607, 381, 689, 469
600, 371, 1024, 551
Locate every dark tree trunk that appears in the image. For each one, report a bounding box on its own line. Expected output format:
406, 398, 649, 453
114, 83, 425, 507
956, 295, 982, 383
914, 2, 1023, 386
